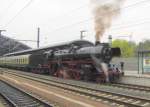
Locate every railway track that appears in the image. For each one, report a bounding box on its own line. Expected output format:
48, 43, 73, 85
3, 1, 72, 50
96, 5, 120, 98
0, 94, 13, 107
108, 83, 150, 92
2, 70, 150, 107
0, 80, 53, 107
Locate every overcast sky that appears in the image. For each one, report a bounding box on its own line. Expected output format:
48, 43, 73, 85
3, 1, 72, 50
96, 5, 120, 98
0, 0, 150, 48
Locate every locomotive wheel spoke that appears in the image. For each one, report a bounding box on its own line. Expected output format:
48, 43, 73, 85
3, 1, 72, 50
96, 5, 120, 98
72, 70, 81, 80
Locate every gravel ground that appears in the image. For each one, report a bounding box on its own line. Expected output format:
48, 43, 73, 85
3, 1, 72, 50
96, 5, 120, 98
0, 100, 7, 107
18, 70, 150, 100
3, 69, 150, 101
0, 73, 110, 107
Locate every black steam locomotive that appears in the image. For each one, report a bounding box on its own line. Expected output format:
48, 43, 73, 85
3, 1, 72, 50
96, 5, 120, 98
0, 40, 123, 83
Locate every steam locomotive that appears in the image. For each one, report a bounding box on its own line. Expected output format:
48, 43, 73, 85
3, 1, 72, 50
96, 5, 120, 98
0, 40, 123, 83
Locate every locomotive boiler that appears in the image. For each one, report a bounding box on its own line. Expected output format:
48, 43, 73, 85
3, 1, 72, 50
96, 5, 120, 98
0, 40, 123, 83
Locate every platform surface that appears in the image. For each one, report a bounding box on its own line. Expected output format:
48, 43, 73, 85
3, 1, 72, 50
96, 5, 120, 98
119, 70, 150, 87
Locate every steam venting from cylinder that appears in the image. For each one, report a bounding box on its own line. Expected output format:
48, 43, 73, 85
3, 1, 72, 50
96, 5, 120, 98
90, 0, 125, 43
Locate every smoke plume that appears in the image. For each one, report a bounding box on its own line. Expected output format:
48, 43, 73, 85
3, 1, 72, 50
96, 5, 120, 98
90, 0, 125, 43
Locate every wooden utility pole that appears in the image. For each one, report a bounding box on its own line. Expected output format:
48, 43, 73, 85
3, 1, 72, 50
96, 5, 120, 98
80, 30, 86, 40
108, 35, 112, 47
37, 27, 40, 48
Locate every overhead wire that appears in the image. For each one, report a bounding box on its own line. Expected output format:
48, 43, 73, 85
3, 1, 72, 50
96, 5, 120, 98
40, 0, 115, 27
42, 0, 150, 36
40, 4, 89, 26
111, 20, 150, 30
2, 0, 150, 46
0, 0, 17, 21
3, 0, 34, 28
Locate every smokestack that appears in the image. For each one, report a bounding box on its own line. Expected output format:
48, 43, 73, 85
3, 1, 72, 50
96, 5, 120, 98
95, 41, 100, 45
90, 0, 125, 43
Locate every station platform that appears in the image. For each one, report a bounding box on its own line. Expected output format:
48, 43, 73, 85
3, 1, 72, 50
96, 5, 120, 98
119, 70, 150, 87
124, 70, 150, 77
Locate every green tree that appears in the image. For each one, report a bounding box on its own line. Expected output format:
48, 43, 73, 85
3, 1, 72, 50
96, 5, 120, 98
112, 39, 136, 57
138, 40, 150, 51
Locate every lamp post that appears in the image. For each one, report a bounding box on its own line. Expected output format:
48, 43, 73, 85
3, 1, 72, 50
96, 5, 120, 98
80, 30, 86, 40
37, 27, 40, 48
108, 35, 112, 47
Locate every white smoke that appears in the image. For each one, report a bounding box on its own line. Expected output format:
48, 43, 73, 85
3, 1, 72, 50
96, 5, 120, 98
90, 0, 125, 42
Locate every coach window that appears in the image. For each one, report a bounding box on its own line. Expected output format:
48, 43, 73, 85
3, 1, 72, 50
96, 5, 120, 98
24, 58, 26, 64
24, 58, 25, 64
25, 58, 27, 64
21, 59, 22, 64
18, 59, 19, 64
20, 59, 21, 64
8, 59, 10, 64
23, 59, 25, 64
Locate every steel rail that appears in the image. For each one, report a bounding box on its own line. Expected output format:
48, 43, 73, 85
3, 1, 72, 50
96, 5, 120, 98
3, 70, 150, 107
0, 80, 53, 107
107, 83, 150, 92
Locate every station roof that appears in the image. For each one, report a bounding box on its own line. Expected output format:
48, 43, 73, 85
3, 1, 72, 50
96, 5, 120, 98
4, 40, 94, 56
0, 35, 31, 56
